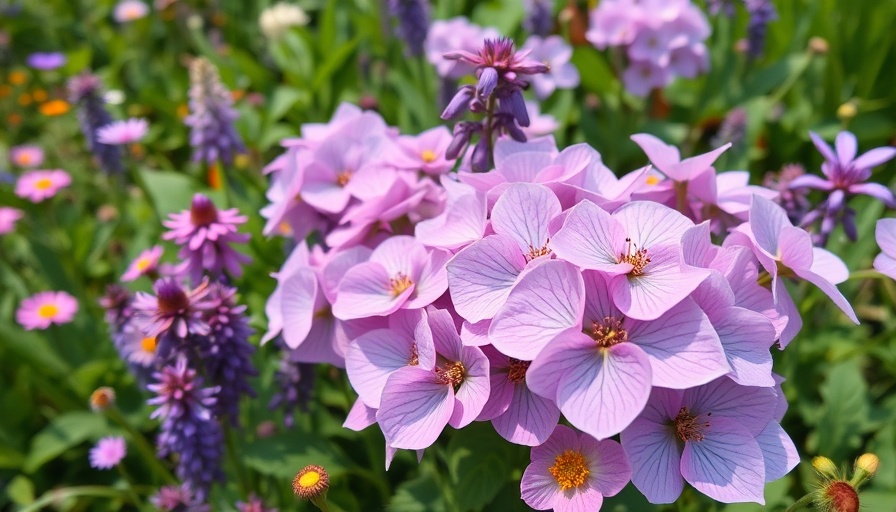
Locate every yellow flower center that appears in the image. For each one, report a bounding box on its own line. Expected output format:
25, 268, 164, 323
34, 177, 54, 190
619, 238, 651, 276
16, 153, 33, 166
140, 337, 157, 353
37, 303, 59, 319
8, 71, 27, 85
420, 149, 437, 163
135, 258, 152, 271
588, 316, 629, 348
549, 449, 590, 491
389, 273, 413, 296
336, 170, 352, 187
299, 470, 320, 488
39, 100, 70, 116
646, 175, 661, 185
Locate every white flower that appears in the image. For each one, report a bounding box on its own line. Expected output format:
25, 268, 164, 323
259, 3, 310, 40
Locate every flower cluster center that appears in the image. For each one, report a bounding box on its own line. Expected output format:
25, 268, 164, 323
548, 449, 590, 491
619, 238, 651, 276
526, 240, 551, 261
507, 358, 530, 384
674, 406, 711, 442
141, 336, 158, 353
588, 317, 628, 348
157, 287, 190, 315
389, 273, 414, 296
420, 149, 437, 163
37, 303, 59, 319
34, 177, 53, 190
436, 361, 466, 390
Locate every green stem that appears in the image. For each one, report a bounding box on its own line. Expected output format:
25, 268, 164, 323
19, 486, 135, 512
224, 422, 251, 495
848, 269, 890, 281
783, 493, 815, 512
482, 94, 497, 172
106, 408, 176, 484
116, 463, 142, 506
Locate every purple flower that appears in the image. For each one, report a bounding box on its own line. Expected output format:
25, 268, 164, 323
620, 377, 796, 504
151, 484, 210, 512
236, 495, 278, 512
10, 144, 44, 168
68, 73, 124, 175
162, 193, 251, 284
425, 18, 500, 79
389, 0, 430, 57
764, 163, 811, 225
523, 0, 554, 38
132, 278, 213, 352
97, 118, 149, 145
268, 346, 317, 428
148, 356, 224, 502
26, 52, 66, 70
376, 308, 489, 449
185, 58, 245, 166
520, 36, 580, 99
790, 131, 896, 244
521, 425, 630, 511
551, 200, 711, 321
744, 0, 777, 58
874, 219, 896, 280
89, 436, 126, 469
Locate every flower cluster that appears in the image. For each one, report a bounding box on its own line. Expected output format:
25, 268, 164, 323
586, 0, 711, 96
68, 73, 124, 174
184, 58, 245, 166
261, 98, 872, 506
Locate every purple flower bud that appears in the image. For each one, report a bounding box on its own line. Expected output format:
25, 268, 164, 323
446, 122, 477, 160
184, 58, 245, 166
441, 85, 474, 120
506, 88, 530, 127
476, 67, 499, 98
471, 136, 491, 173
389, 0, 431, 57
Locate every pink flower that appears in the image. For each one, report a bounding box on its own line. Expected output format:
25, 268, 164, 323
122, 245, 164, 281
521, 425, 630, 511
520, 35, 581, 99
16, 291, 79, 330
0, 207, 24, 235
874, 218, 896, 280
10, 145, 44, 168
114, 0, 149, 22
89, 436, 127, 469
97, 118, 149, 145
15, 170, 72, 203
396, 126, 455, 175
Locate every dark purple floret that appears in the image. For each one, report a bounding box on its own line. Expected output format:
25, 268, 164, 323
268, 344, 316, 428
389, 0, 430, 57
763, 163, 811, 226
131, 278, 213, 362
744, 0, 777, 58
523, 0, 553, 37
151, 483, 210, 512
148, 357, 224, 502
68, 73, 123, 175
712, 107, 747, 149
184, 58, 245, 166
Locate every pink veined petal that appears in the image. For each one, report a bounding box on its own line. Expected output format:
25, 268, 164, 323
876, 218, 896, 256
450, 346, 490, 428
460, 319, 491, 347
478, 368, 515, 421
712, 307, 776, 387
853, 146, 896, 170
415, 193, 487, 250
279, 268, 318, 349
554, 341, 653, 440
551, 486, 604, 512
370, 235, 426, 277
489, 260, 586, 360
755, 421, 800, 482
551, 200, 631, 273
666, 143, 731, 183
291, 313, 345, 367
332, 262, 415, 320
684, 377, 777, 437
406, 249, 450, 309
343, 398, 377, 431
834, 131, 857, 166
582, 271, 623, 322
492, 383, 561, 446
579, 437, 631, 497
680, 418, 766, 504
620, 416, 684, 504
521, 458, 563, 510
849, 182, 896, 208
809, 131, 837, 165
428, 308, 463, 361
302, 179, 351, 214
777, 226, 814, 271
630, 133, 682, 173
749, 196, 792, 257
775, 280, 802, 348
613, 201, 695, 249
681, 221, 718, 268
874, 252, 896, 280
389, 309, 436, 370
261, 285, 284, 345
377, 366, 453, 450
810, 247, 849, 284
531, 424, 581, 462
791, 267, 859, 324
345, 328, 417, 409
446, 235, 527, 323
490, 183, 562, 253
320, 246, 372, 303
628, 298, 730, 388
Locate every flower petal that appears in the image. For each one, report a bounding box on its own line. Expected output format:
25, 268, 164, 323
852, 146, 896, 170
447, 235, 527, 323
450, 346, 490, 428
620, 416, 684, 504
492, 383, 561, 446
346, 328, 416, 409
551, 200, 630, 273
377, 366, 453, 450
580, 437, 631, 497
332, 262, 414, 319
279, 268, 318, 349
680, 418, 766, 504
835, 131, 857, 166
490, 183, 562, 253
755, 421, 799, 482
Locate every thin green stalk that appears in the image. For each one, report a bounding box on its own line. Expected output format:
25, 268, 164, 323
106, 407, 176, 484
19, 486, 135, 512
783, 493, 815, 512
116, 463, 143, 506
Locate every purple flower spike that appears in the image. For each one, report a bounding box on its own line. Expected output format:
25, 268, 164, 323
132, 278, 213, 342
874, 219, 896, 280
185, 58, 245, 166
521, 425, 630, 512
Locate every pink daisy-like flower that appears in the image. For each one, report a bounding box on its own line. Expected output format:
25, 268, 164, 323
89, 436, 127, 469
97, 118, 149, 145
15, 170, 71, 203
16, 291, 79, 330
10, 145, 44, 168
114, 0, 150, 22
122, 245, 164, 281
0, 207, 24, 235
521, 425, 631, 511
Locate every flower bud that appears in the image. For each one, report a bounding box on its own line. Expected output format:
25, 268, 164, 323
837, 101, 857, 121
90, 387, 116, 412
808, 37, 829, 55
813, 456, 839, 478
851, 453, 879, 487
293, 464, 330, 511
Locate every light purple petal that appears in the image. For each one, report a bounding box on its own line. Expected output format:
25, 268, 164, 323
346, 328, 417, 409
447, 235, 527, 323
835, 131, 857, 166
531, 424, 581, 462
630, 133, 682, 173
279, 268, 318, 349
775, 280, 802, 348
320, 246, 372, 303
849, 182, 896, 207
450, 345, 490, 428
713, 307, 776, 387
777, 226, 814, 271
684, 377, 777, 436
810, 247, 849, 284
370, 235, 426, 277
406, 249, 450, 308
415, 193, 487, 250
551, 200, 631, 273
343, 398, 377, 431
786, 174, 834, 191
620, 416, 684, 504
852, 146, 896, 170
667, 143, 731, 183
580, 437, 631, 497
755, 421, 800, 482
489, 260, 586, 360
490, 183, 562, 253
492, 383, 561, 446
809, 131, 837, 164
551, 487, 604, 512
332, 262, 414, 319
680, 418, 766, 504
377, 366, 453, 450
428, 308, 463, 361
791, 267, 858, 324
874, 252, 896, 280
521, 457, 563, 510
749, 196, 791, 257
613, 201, 696, 248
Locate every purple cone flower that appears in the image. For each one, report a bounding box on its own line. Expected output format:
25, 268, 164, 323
185, 57, 245, 166
521, 425, 630, 512
148, 356, 224, 502
162, 193, 252, 284
151, 484, 210, 512
68, 73, 123, 174
874, 219, 896, 280
131, 278, 214, 362
27, 51, 66, 70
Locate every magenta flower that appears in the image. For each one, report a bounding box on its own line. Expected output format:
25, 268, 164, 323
162, 193, 251, 283
97, 118, 149, 145
0, 207, 24, 235
132, 278, 213, 340
89, 436, 127, 469
376, 308, 489, 449
520, 36, 581, 99
447, 183, 562, 323
521, 425, 630, 512
26, 52, 67, 70
551, 200, 711, 320
15, 170, 71, 203
114, 0, 149, 22
620, 377, 790, 504
10, 145, 44, 168
874, 219, 896, 280
121, 245, 164, 281
478, 346, 560, 446
332, 236, 449, 320
16, 291, 79, 330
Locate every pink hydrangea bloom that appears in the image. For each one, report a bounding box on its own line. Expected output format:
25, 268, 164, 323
15, 170, 72, 203
121, 245, 164, 281
16, 291, 79, 330
114, 0, 149, 22
10, 145, 44, 168
97, 118, 149, 145
0, 207, 24, 235
89, 436, 127, 469
521, 425, 630, 511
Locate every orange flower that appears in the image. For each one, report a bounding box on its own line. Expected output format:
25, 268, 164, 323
207, 163, 222, 190
18, 93, 32, 106
8, 71, 27, 85
39, 100, 70, 116
0, 85, 11, 98
32, 89, 48, 102
8, 113, 22, 125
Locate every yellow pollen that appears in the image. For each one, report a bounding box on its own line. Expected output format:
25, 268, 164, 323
34, 177, 54, 190
135, 258, 152, 271
389, 273, 413, 296
646, 175, 661, 185
549, 449, 590, 491
588, 316, 629, 348
408, 343, 419, 366
140, 337, 157, 353
619, 237, 651, 276
37, 304, 59, 319
436, 360, 466, 390
298, 471, 320, 488
526, 240, 551, 261
420, 149, 437, 163
336, 171, 351, 187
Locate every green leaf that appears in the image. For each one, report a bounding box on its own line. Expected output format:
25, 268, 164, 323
23, 412, 109, 473
387, 470, 446, 512
267, 86, 306, 122
242, 432, 349, 479
138, 169, 198, 217
311, 38, 359, 93
446, 422, 512, 511
6, 475, 34, 505
0, 443, 25, 469
811, 359, 872, 461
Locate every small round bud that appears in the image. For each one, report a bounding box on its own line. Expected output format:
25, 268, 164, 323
90, 387, 116, 412
808, 37, 829, 55
813, 456, 839, 479
293, 464, 329, 501
837, 101, 857, 121
256, 421, 277, 439
855, 453, 879, 476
